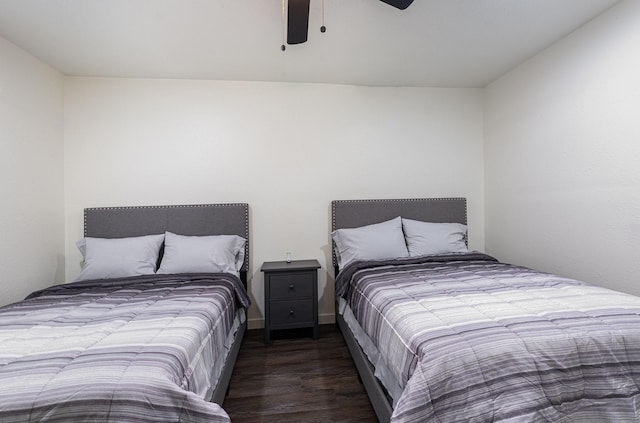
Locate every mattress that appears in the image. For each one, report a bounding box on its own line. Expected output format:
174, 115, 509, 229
0, 273, 250, 423
336, 252, 640, 422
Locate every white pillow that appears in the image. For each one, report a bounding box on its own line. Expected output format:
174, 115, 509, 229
401, 218, 468, 256
332, 216, 408, 270
75, 234, 165, 282
157, 232, 246, 276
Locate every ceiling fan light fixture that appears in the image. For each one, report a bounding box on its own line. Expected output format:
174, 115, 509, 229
281, 0, 411, 51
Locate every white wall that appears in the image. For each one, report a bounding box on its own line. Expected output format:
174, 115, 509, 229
485, 0, 640, 294
0, 37, 65, 306
64, 78, 485, 328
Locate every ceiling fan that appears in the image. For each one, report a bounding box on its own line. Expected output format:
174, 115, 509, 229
284, 0, 414, 47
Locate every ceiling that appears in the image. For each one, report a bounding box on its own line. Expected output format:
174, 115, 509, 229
0, 0, 621, 87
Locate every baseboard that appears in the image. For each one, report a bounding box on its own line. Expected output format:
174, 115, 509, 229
248, 313, 335, 330
318, 313, 335, 325
247, 318, 262, 330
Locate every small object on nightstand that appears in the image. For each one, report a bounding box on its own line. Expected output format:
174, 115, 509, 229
261, 259, 321, 344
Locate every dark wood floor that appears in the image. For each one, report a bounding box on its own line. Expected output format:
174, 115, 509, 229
223, 325, 377, 422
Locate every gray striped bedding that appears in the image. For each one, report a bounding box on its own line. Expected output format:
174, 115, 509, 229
0, 273, 250, 423
336, 252, 640, 422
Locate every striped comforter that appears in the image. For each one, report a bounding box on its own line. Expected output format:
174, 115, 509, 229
336, 253, 640, 422
0, 273, 250, 423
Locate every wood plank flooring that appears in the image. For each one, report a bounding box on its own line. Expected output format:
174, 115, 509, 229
223, 325, 378, 422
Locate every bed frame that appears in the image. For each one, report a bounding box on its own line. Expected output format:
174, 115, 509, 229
331, 198, 467, 422
83, 203, 249, 405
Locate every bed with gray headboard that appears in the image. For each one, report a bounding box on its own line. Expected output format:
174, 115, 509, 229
332, 197, 640, 423
83, 203, 249, 405
0, 203, 249, 423
332, 198, 466, 421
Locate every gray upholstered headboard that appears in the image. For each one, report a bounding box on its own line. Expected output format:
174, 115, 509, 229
331, 198, 467, 269
84, 203, 250, 280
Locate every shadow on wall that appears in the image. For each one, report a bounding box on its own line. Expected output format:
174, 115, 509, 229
55, 253, 66, 284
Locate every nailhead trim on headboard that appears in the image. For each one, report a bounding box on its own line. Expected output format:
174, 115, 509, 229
83, 203, 250, 272
331, 197, 467, 269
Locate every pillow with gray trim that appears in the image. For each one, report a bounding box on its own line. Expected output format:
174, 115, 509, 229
75, 234, 164, 281
402, 218, 468, 256
157, 232, 245, 276
332, 216, 408, 270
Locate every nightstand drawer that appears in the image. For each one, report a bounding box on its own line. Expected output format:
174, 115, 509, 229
269, 272, 314, 299
269, 299, 314, 326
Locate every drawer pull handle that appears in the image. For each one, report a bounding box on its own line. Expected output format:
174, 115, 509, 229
289, 310, 295, 316
288, 284, 295, 291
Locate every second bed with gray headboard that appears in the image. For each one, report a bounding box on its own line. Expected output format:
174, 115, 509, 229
331, 197, 466, 421
331, 197, 466, 275
332, 197, 640, 423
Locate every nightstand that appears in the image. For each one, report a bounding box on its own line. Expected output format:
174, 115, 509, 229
261, 259, 321, 344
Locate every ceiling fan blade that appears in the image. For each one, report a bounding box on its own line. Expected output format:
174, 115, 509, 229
287, 0, 310, 45
379, 0, 415, 10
